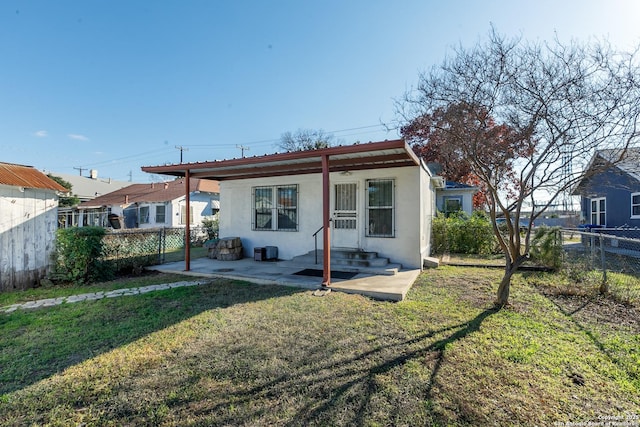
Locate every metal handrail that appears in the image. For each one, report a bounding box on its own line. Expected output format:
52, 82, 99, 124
312, 219, 331, 264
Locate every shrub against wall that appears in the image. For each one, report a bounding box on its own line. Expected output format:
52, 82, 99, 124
53, 227, 113, 284
432, 212, 496, 255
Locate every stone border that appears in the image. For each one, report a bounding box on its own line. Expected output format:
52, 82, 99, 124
1, 280, 204, 314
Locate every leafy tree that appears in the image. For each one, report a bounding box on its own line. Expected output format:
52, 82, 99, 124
278, 128, 336, 152
398, 27, 640, 307
47, 174, 80, 207
402, 103, 527, 208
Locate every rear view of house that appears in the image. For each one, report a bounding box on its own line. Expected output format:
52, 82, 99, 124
0, 162, 68, 291
142, 140, 443, 280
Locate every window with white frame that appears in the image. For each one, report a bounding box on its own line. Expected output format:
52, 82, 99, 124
366, 179, 394, 237
180, 204, 194, 225
632, 193, 640, 218
155, 204, 166, 224
139, 205, 150, 224
443, 196, 463, 217
590, 197, 606, 225
252, 185, 298, 231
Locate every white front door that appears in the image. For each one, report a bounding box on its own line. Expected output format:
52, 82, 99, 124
332, 183, 359, 249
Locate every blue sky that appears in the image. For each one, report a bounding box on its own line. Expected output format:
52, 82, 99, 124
1, 1, 639, 183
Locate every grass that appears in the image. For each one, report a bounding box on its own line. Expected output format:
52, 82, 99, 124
163, 246, 207, 263
0, 268, 638, 426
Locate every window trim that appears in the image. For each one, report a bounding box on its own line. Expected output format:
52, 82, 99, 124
155, 204, 166, 224
590, 197, 606, 226
442, 196, 463, 217
631, 192, 640, 219
180, 204, 194, 225
366, 178, 395, 238
252, 184, 299, 232
139, 205, 150, 224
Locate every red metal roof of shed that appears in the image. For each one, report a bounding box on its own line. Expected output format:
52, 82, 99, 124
0, 162, 68, 192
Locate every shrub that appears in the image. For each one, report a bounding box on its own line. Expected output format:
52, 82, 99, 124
202, 217, 219, 240
53, 227, 114, 284
432, 211, 496, 255
529, 226, 563, 270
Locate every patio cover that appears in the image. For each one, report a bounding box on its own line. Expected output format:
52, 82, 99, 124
141, 139, 421, 286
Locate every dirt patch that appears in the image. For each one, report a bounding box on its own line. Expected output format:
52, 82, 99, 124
538, 287, 640, 334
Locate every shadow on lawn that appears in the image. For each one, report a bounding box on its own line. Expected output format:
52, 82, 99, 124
0, 279, 304, 395
199, 306, 498, 426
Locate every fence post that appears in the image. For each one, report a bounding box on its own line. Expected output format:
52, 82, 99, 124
157, 228, 163, 265
599, 233, 608, 294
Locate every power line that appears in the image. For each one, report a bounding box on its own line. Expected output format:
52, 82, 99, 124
182, 124, 389, 149
58, 123, 391, 174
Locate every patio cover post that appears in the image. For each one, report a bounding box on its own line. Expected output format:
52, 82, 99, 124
184, 169, 191, 272
322, 154, 331, 287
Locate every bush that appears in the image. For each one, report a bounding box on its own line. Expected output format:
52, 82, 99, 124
432, 211, 496, 255
53, 227, 114, 284
529, 226, 563, 270
202, 217, 219, 240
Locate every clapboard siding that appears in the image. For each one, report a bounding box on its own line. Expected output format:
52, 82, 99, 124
0, 185, 59, 291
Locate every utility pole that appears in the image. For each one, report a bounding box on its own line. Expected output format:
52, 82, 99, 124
73, 166, 86, 176
236, 144, 250, 158
128, 170, 133, 182
175, 145, 189, 163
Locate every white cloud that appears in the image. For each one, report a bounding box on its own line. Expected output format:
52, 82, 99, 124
34, 130, 48, 137
68, 134, 89, 141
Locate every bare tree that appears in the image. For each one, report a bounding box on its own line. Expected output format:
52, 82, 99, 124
278, 128, 336, 152
398, 27, 640, 307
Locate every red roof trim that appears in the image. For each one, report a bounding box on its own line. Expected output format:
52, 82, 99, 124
141, 139, 419, 180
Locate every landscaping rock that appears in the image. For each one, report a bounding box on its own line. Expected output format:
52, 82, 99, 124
209, 237, 243, 261
423, 257, 440, 269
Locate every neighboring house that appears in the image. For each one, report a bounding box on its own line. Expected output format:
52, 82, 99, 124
436, 181, 477, 216
46, 169, 133, 228
0, 162, 68, 291
142, 140, 444, 275
571, 148, 640, 228
77, 178, 220, 229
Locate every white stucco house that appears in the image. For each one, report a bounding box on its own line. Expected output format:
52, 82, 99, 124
77, 178, 219, 229
142, 140, 443, 284
0, 162, 68, 291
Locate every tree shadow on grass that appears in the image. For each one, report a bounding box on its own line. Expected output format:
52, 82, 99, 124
545, 296, 636, 380
193, 307, 498, 426
0, 279, 305, 395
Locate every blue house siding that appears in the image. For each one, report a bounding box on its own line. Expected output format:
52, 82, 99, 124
576, 167, 640, 228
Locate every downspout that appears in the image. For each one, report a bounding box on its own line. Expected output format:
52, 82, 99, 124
322, 154, 331, 287
185, 169, 191, 271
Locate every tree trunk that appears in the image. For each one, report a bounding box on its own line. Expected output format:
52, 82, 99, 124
495, 267, 515, 308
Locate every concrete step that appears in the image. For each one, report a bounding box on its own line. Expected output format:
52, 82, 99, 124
290, 249, 401, 276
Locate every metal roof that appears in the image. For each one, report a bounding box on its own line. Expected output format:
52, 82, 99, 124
0, 162, 68, 192
141, 140, 421, 180
47, 171, 134, 201
78, 178, 219, 209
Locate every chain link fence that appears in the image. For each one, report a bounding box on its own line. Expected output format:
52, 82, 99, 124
560, 228, 640, 304
101, 226, 215, 272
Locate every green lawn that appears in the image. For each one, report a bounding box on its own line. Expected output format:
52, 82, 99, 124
0, 267, 638, 426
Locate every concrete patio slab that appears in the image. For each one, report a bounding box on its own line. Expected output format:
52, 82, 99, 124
146, 257, 420, 301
